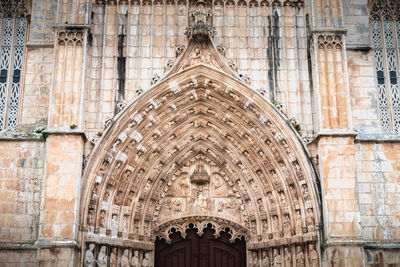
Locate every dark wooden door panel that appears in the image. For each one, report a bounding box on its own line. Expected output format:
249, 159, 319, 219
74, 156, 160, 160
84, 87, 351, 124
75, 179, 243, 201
155, 224, 246, 267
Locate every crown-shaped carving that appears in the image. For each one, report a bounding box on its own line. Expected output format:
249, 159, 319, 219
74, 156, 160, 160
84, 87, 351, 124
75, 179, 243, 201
190, 158, 210, 185
185, 0, 216, 41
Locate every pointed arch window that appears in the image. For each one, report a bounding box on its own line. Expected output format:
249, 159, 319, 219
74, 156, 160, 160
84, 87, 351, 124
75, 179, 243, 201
0, 0, 27, 130
370, 0, 400, 134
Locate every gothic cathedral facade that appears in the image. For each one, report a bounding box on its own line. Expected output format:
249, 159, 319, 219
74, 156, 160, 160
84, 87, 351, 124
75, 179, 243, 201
0, 0, 399, 266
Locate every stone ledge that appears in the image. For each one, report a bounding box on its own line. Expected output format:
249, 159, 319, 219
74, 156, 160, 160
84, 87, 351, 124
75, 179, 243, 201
34, 239, 80, 249
26, 42, 54, 49
0, 242, 36, 250
324, 239, 400, 249
44, 128, 88, 141
311, 28, 348, 34
309, 129, 357, 144
354, 126, 400, 143
0, 131, 43, 141
346, 44, 372, 51
53, 24, 90, 30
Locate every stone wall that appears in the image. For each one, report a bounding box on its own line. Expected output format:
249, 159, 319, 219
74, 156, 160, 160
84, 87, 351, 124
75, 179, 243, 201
0, 140, 44, 266
356, 142, 400, 241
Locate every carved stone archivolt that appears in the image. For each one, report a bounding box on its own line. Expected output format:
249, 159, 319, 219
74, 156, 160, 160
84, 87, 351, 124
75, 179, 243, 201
80, 34, 321, 265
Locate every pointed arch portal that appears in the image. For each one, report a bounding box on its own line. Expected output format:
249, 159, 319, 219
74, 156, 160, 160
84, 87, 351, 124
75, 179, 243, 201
80, 39, 322, 266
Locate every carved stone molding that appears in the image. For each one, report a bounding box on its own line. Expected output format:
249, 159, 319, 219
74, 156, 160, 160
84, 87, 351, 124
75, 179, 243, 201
317, 34, 343, 49
57, 30, 84, 46
152, 216, 249, 244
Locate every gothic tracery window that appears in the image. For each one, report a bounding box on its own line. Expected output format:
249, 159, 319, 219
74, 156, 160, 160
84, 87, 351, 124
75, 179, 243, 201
0, 0, 27, 130
370, 0, 400, 134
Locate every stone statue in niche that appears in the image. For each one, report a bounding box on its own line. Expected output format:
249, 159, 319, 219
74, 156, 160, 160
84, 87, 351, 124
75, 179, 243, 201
110, 247, 118, 267
99, 210, 106, 228
211, 175, 227, 196
97, 246, 108, 267
131, 250, 140, 267
295, 210, 303, 235
283, 214, 291, 238
190, 6, 211, 24
296, 246, 305, 267
272, 216, 279, 238
250, 251, 259, 267
284, 247, 291, 266
262, 251, 270, 267
306, 208, 315, 232
87, 209, 94, 225
172, 198, 184, 213
111, 214, 118, 237
84, 243, 95, 267
279, 191, 287, 206
120, 249, 130, 267
193, 188, 209, 212
309, 243, 319, 267
142, 252, 152, 267
273, 249, 281, 267
302, 184, 311, 201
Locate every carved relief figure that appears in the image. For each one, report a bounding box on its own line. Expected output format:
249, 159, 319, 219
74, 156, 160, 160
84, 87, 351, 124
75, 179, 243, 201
193, 189, 209, 212
110, 247, 118, 267
84, 243, 95, 267
262, 251, 270, 267
296, 246, 305, 267
273, 249, 281, 267
142, 252, 152, 267
295, 210, 303, 235
131, 250, 140, 267
284, 247, 291, 266
283, 214, 291, 238
120, 249, 130, 267
251, 251, 259, 267
309, 244, 319, 267
97, 246, 108, 267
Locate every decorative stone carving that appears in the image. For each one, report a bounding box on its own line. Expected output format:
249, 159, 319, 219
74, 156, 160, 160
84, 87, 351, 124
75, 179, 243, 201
250, 251, 259, 267
284, 247, 291, 266
83, 72, 321, 258
151, 73, 161, 85
216, 44, 226, 56
97, 246, 108, 267
296, 246, 305, 267
262, 250, 270, 267
165, 59, 174, 71
110, 247, 118, 267
153, 216, 248, 244
104, 117, 113, 128
120, 249, 130, 267
142, 252, 152, 267
116, 102, 127, 113
185, 0, 215, 41
273, 249, 281, 267
176, 44, 186, 56
309, 243, 319, 267
57, 30, 84, 46
84, 243, 95, 267
131, 250, 140, 267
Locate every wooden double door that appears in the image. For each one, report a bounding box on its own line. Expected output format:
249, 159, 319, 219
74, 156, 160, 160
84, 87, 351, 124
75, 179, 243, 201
155, 224, 246, 267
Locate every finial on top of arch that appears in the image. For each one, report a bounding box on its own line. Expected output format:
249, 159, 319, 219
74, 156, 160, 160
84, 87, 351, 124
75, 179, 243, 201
185, 0, 216, 41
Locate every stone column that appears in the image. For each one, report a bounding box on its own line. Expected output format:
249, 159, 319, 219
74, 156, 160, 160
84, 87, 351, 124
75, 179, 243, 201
35, 26, 89, 266
309, 0, 363, 265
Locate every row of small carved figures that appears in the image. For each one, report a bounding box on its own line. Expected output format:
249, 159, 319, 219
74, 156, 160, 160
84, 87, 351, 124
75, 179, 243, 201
84, 243, 152, 267
94, 0, 304, 7
249, 243, 319, 267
